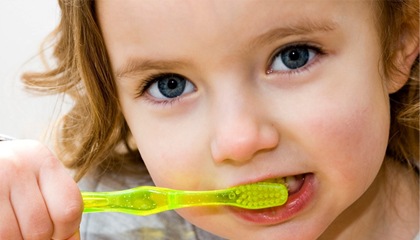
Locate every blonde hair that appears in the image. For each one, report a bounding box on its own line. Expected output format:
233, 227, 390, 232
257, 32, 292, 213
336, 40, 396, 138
22, 0, 419, 181
23, 1, 134, 181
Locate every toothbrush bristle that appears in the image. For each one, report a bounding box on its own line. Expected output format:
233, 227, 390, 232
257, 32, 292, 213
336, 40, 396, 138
232, 183, 288, 209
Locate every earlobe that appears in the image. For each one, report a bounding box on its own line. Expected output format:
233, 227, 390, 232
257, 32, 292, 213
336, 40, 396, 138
386, 29, 419, 94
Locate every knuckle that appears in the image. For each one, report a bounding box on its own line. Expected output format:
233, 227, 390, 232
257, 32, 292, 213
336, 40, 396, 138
23, 140, 56, 164
0, 140, 57, 176
0, 151, 25, 181
55, 201, 83, 225
0, 141, 48, 180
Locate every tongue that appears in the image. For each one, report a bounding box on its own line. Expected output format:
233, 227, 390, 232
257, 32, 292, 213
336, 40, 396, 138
286, 174, 305, 194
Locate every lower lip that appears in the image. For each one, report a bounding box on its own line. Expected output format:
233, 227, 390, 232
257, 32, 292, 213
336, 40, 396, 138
227, 173, 316, 225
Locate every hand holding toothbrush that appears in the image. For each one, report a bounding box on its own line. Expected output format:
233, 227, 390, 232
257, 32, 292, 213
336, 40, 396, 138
0, 139, 83, 240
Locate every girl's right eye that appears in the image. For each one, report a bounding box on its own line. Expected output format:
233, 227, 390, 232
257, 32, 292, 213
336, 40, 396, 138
143, 73, 195, 100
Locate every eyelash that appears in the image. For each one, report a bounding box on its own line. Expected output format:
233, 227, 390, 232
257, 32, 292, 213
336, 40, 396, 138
136, 73, 170, 98
267, 43, 325, 76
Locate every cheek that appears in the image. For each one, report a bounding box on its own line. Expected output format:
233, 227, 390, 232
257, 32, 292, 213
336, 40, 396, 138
135, 134, 192, 187
130, 117, 207, 189
299, 87, 390, 192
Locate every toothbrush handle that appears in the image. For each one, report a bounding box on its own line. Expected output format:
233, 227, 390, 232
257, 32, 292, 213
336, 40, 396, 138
81, 187, 235, 215
82, 188, 168, 215
82, 192, 112, 213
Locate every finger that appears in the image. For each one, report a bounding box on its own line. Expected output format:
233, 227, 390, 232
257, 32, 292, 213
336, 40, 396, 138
38, 155, 83, 239
0, 145, 24, 240
10, 173, 53, 240
0, 192, 23, 240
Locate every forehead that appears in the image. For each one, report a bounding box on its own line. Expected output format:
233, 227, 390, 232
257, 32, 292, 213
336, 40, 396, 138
96, 0, 375, 71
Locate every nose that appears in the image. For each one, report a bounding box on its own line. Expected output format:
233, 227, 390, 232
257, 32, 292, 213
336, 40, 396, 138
210, 94, 279, 164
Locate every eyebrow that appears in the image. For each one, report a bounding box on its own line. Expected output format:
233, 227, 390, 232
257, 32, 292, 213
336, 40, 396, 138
248, 18, 337, 49
115, 19, 337, 79
115, 58, 189, 79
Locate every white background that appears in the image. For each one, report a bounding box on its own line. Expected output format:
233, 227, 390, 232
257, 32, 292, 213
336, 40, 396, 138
0, 1, 66, 141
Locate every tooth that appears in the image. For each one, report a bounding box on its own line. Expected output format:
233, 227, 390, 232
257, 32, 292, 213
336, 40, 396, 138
286, 176, 299, 193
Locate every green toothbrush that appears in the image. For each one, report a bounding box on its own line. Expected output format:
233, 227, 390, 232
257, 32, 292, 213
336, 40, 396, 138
82, 182, 288, 215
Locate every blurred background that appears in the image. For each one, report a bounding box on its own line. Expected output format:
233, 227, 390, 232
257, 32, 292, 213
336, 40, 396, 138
0, 1, 69, 141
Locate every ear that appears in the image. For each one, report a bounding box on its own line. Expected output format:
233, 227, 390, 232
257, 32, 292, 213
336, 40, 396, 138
386, 26, 419, 94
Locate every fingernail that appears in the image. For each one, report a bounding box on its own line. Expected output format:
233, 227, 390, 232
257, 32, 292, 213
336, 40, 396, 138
67, 230, 80, 240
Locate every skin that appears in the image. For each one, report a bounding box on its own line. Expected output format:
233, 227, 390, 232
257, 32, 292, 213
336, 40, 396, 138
95, 0, 418, 239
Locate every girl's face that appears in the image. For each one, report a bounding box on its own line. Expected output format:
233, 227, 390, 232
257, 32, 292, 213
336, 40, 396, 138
97, 0, 391, 239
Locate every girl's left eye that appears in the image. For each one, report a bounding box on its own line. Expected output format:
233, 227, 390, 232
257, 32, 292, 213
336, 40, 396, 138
269, 45, 318, 72
146, 73, 195, 99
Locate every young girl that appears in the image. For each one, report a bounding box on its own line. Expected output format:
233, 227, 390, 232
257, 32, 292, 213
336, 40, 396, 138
0, 0, 418, 239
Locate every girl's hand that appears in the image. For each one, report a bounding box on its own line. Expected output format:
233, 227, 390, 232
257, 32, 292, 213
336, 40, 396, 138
0, 140, 83, 240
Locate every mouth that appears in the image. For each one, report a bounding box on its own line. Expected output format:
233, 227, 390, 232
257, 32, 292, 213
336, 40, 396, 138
228, 173, 315, 225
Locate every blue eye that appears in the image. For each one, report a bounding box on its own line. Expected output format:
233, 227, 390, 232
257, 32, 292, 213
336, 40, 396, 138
147, 74, 194, 99
270, 45, 317, 71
